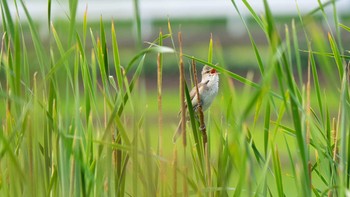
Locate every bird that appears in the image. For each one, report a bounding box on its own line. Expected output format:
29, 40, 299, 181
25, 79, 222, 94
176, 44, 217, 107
173, 65, 219, 142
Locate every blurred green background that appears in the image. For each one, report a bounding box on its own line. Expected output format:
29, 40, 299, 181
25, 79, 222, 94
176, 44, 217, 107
1, 0, 350, 196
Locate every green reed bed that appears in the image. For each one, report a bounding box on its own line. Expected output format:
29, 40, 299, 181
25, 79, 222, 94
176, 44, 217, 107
0, 0, 349, 196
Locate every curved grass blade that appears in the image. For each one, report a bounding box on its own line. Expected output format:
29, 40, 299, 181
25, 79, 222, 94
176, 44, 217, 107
207, 34, 213, 64
328, 33, 344, 80
231, 0, 265, 74
0, 0, 15, 40
308, 43, 324, 122
271, 145, 284, 196
100, 16, 109, 78
111, 22, 123, 93
184, 82, 204, 166
19, 0, 46, 75
48, 0, 51, 31
68, 0, 78, 45
133, 0, 142, 49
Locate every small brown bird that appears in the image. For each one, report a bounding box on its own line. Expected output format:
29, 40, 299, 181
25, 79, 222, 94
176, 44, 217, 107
173, 65, 219, 142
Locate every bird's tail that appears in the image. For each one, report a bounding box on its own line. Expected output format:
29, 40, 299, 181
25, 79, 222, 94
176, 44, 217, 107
173, 120, 183, 143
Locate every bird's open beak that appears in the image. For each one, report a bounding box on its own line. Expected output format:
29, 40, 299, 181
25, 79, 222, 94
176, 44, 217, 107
210, 68, 218, 74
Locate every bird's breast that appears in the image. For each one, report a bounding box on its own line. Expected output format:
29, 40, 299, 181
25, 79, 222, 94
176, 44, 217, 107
201, 82, 218, 111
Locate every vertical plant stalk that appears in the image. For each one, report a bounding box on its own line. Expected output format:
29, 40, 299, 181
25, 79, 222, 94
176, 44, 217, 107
2, 33, 11, 138
328, 117, 337, 197
205, 143, 211, 194
206, 34, 212, 145
334, 99, 341, 164
104, 96, 107, 129
157, 30, 164, 195
191, 59, 211, 190
178, 32, 186, 147
346, 63, 350, 189
306, 51, 311, 146
157, 43, 163, 151
205, 34, 213, 192
306, 50, 312, 188
329, 58, 348, 195
337, 59, 349, 195
132, 0, 142, 49
347, 63, 350, 83
70, 148, 76, 196
30, 72, 37, 196
272, 145, 284, 196
173, 148, 177, 196
332, 117, 338, 160
111, 21, 124, 193
191, 60, 207, 145
68, 0, 78, 45
178, 31, 188, 197
113, 130, 122, 189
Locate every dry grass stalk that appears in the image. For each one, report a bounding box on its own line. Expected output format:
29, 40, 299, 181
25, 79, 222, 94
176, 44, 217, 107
178, 32, 186, 147
172, 148, 177, 197
178, 31, 188, 197
332, 117, 338, 162
191, 59, 207, 145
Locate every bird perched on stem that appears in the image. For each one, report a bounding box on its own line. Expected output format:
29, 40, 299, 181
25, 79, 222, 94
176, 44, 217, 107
173, 65, 219, 142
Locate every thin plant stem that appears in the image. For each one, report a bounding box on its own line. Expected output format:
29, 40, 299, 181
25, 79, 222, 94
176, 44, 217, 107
157, 30, 164, 195
191, 59, 207, 145
178, 31, 188, 197
173, 148, 178, 196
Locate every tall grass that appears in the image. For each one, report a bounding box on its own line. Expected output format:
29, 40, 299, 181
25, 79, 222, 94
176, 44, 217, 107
0, 0, 349, 196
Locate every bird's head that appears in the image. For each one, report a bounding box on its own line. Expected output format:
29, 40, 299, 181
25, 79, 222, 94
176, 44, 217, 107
201, 65, 218, 81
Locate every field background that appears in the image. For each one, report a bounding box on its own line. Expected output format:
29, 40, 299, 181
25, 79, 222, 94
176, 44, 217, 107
0, 0, 350, 196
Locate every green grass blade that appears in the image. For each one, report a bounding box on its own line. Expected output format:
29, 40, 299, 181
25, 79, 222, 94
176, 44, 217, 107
308, 43, 324, 122
231, 0, 265, 74
264, 101, 270, 157
13, 22, 21, 98
0, 0, 15, 40
207, 34, 213, 64
132, 0, 142, 49
19, 0, 46, 74
339, 23, 350, 32
292, 20, 303, 86
184, 82, 204, 166
271, 145, 284, 196
285, 137, 302, 195
328, 33, 344, 80
111, 22, 123, 93
68, 0, 78, 45
246, 128, 265, 165
239, 0, 265, 32
100, 16, 109, 78
48, 0, 52, 31
304, 0, 333, 17
83, 6, 88, 45
126, 45, 174, 73
102, 54, 148, 150
76, 33, 93, 121
183, 55, 284, 102
338, 68, 350, 195
263, 0, 277, 41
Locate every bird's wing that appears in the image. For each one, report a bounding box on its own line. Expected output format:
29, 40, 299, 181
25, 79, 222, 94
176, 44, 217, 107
189, 81, 207, 100
177, 81, 207, 116
189, 85, 198, 101
190, 81, 208, 108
